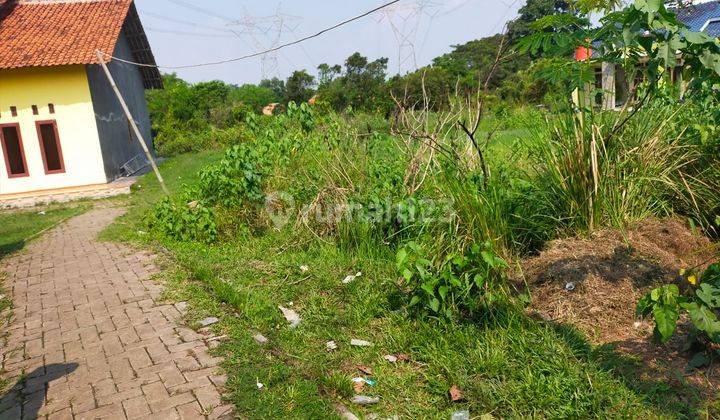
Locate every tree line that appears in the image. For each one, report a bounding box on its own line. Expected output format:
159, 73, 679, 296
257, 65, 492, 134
147, 0, 573, 123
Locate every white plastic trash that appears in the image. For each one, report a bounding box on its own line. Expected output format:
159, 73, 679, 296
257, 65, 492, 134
342, 272, 362, 284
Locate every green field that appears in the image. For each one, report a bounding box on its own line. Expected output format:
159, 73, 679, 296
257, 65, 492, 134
102, 105, 719, 417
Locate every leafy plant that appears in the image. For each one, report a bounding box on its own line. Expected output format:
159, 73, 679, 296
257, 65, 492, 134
149, 195, 218, 243
198, 144, 265, 208
396, 241, 508, 319
286, 101, 316, 133
519, 0, 720, 98
637, 263, 720, 344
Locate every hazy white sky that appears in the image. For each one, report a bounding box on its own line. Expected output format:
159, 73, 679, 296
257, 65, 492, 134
135, 0, 523, 85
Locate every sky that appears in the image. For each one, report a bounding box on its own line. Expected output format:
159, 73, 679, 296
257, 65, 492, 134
134, 0, 523, 85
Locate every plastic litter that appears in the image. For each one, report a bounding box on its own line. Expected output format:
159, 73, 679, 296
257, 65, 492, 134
451, 410, 470, 420
208, 335, 227, 342
351, 396, 379, 405
565, 282, 576, 292
335, 403, 359, 420
357, 365, 374, 375
256, 378, 264, 390
352, 377, 377, 387
37, 211, 46, 215
353, 379, 365, 393
343, 272, 363, 284
383, 355, 398, 363
326, 340, 338, 351
198, 317, 219, 327
253, 333, 269, 344
279, 306, 301, 328
350, 339, 372, 347
449, 385, 463, 402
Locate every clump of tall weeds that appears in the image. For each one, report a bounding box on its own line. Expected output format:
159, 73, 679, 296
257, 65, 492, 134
521, 105, 715, 241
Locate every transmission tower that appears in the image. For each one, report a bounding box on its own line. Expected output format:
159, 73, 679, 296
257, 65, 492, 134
375, 0, 441, 74
226, 5, 304, 79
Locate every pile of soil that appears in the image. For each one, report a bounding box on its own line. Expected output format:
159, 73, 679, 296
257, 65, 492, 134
519, 218, 719, 395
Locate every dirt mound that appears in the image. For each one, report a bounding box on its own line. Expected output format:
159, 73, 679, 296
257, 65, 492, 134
519, 218, 719, 397
521, 218, 715, 342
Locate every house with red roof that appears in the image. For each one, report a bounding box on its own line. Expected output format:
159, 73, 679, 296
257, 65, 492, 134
0, 0, 161, 202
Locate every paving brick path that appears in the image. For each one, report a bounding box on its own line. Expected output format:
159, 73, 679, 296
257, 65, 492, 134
0, 208, 233, 419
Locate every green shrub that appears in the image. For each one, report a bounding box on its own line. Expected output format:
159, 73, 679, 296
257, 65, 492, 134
198, 144, 265, 208
286, 101, 315, 133
154, 119, 210, 156
155, 122, 252, 157
396, 241, 508, 319
148, 195, 217, 243
149, 142, 266, 243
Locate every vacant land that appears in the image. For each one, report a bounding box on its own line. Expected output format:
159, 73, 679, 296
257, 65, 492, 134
3, 2, 718, 417
101, 105, 719, 418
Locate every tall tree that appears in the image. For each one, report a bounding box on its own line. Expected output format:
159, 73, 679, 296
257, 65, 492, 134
507, 0, 572, 41
230, 84, 278, 112
259, 78, 286, 103
316, 52, 389, 111
317, 63, 342, 89
283, 70, 316, 104
432, 34, 531, 93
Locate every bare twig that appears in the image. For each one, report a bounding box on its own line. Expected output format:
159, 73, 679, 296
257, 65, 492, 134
457, 31, 510, 189
390, 28, 510, 193
458, 121, 489, 190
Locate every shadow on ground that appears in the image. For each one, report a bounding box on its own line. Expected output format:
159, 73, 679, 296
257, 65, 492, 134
534, 245, 674, 288
0, 240, 25, 260
550, 321, 711, 418
0, 363, 78, 418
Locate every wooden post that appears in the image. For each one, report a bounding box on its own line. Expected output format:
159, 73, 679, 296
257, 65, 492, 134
95, 50, 169, 195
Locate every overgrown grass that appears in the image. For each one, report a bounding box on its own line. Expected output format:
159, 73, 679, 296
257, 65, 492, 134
104, 101, 719, 416
112, 195, 704, 418
0, 204, 90, 258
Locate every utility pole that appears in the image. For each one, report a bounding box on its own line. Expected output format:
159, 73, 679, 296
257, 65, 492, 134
95, 50, 169, 195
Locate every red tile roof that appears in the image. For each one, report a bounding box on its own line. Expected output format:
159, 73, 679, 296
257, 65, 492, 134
0, 0, 133, 69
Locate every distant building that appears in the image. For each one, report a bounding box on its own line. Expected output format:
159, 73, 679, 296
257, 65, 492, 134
0, 0, 161, 199
574, 0, 720, 110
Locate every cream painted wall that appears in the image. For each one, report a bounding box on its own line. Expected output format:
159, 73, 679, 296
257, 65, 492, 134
0, 65, 107, 195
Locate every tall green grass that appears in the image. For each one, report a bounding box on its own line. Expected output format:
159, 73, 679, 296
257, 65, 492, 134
499, 105, 718, 247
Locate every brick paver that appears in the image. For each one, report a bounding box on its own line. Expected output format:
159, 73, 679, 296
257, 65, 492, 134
0, 208, 233, 419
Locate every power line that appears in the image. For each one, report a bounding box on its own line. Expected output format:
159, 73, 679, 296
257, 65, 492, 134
145, 27, 240, 39
102, 0, 401, 70
139, 9, 237, 34
166, 0, 236, 24
490, 0, 521, 34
